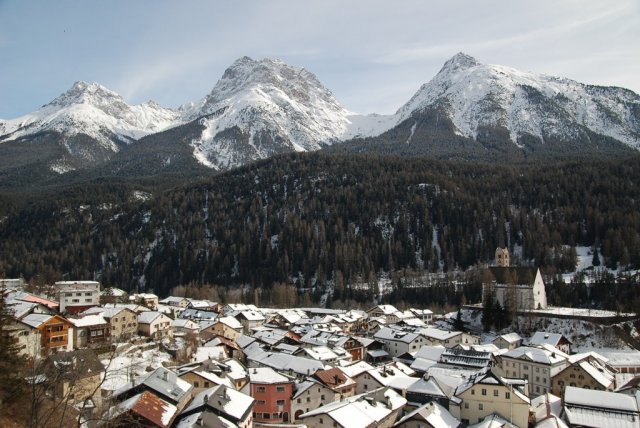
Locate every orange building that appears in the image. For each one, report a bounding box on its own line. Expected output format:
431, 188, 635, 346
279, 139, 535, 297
248, 367, 294, 423
22, 313, 74, 356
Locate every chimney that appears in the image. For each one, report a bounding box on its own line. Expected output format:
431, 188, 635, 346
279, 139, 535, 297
203, 394, 209, 404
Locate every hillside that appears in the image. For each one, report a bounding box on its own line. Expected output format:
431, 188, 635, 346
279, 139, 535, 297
1, 153, 640, 304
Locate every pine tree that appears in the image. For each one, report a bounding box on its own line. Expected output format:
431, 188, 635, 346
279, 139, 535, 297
0, 284, 27, 414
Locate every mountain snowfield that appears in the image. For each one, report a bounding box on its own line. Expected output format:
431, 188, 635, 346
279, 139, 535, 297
397, 53, 640, 149
0, 81, 181, 152
1, 53, 639, 174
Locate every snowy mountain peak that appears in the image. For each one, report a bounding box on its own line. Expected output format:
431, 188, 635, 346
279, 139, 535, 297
48, 80, 124, 109
440, 52, 480, 73
397, 54, 640, 149
187, 56, 358, 169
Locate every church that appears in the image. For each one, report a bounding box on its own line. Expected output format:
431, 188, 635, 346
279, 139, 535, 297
483, 248, 547, 311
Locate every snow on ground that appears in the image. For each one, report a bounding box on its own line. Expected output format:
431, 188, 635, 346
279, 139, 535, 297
101, 345, 172, 391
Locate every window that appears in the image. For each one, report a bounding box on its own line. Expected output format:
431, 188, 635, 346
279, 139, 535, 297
276, 400, 285, 406
536, 367, 540, 372
85, 298, 92, 302
505, 392, 510, 399
297, 398, 301, 403
471, 389, 475, 395
72, 299, 80, 303
321, 395, 325, 400
85, 292, 92, 296
464, 402, 469, 409
479, 403, 484, 410
257, 386, 266, 393
194, 381, 199, 387
204, 382, 210, 387
307, 397, 311, 402
277, 386, 286, 392
481, 388, 487, 396
257, 400, 266, 405
493, 390, 499, 396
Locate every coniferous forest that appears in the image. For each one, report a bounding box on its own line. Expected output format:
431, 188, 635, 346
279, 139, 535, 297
1, 153, 640, 310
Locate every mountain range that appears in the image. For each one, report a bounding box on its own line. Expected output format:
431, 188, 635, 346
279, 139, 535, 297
1, 53, 639, 188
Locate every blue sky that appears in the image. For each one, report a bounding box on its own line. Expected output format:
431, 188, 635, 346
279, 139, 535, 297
1, 0, 639, 118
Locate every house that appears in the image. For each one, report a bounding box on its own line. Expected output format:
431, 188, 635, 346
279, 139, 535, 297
394, 401, 461, 428
374, 326, 426, 357
356, 361, 417, 395
246, 367, 295, 423
179, 308, 218, 322
236, 310, 266, 334
366, 304, 402, 324
172, 318, 199, 336
137, 311, 173, 339
159, 296, 190, 309
106, 390, 177, 428
495, 345, 569, 397
129, 292, 159, 309
449, 370, 530, 427
409, 308, 434, 323
529, 332, 572, 354
492, 333, 523, 351
82, 306, 138, 340
313, 367, 357, 400
551, 352, 615, 395
176, 384, 254, 428
99, 287, 127, 304
55, 280, 101, 315
562, 386, 639, 428
179, 358, 249, 392
420, 327, 463, 348
605, 351, 640, 375
42, 349, 104, 404
404, 377, 450, 408
21, 313, 74, 356
209, 316, 244, 341
69, 314, 110, 348
291, 380, 335, 422
298, 387, 406, 428
5, 315, 43, 359
111, 367, 193, 410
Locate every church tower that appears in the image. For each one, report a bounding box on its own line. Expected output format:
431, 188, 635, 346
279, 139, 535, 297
495, 247, 510, 267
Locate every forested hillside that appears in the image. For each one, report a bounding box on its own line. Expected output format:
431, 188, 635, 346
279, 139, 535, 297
1, 153, 639, 303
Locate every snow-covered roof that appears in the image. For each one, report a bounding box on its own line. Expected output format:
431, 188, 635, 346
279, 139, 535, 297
21, 313, 54, 328
338, 360, 374, 378
193, 346, 227, 363
502, 346, 568, 365
69, 314, 107, 327
564, 386, 639, 412
495, 332, 522, 344
304, 346, 340, 361
239, 310, 265, 321
251, 351, 324, 376
420, 327, 462, 341
248, 367, 291, 384
374, 326, 421, 343
113, 367, 192, 405
367, 304, 399, 315
138, 311, 165, 324
394, 401, 459, 428
181, 384, 254, 422
172, 319, 198, 329
108, 391, 177, 428
530, 331, 571, 347
300, 387, 406, 428
531, 393, 563, 423
215, 316, 242, 330
468, 413, 517, 428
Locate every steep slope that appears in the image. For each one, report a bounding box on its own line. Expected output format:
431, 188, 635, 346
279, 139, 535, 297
0, 81, 182, 179
336, 53, 640, 160
179, 56, 361, 170
397, 52, 640, 151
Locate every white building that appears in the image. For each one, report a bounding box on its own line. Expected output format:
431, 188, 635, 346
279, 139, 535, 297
374, 326, 426, 357
55, 280, 100, 314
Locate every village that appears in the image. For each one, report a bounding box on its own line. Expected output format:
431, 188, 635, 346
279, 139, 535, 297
2, 249, 640, 428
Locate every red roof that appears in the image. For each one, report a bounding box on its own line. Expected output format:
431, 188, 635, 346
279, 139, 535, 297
22, 294, 59, 310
